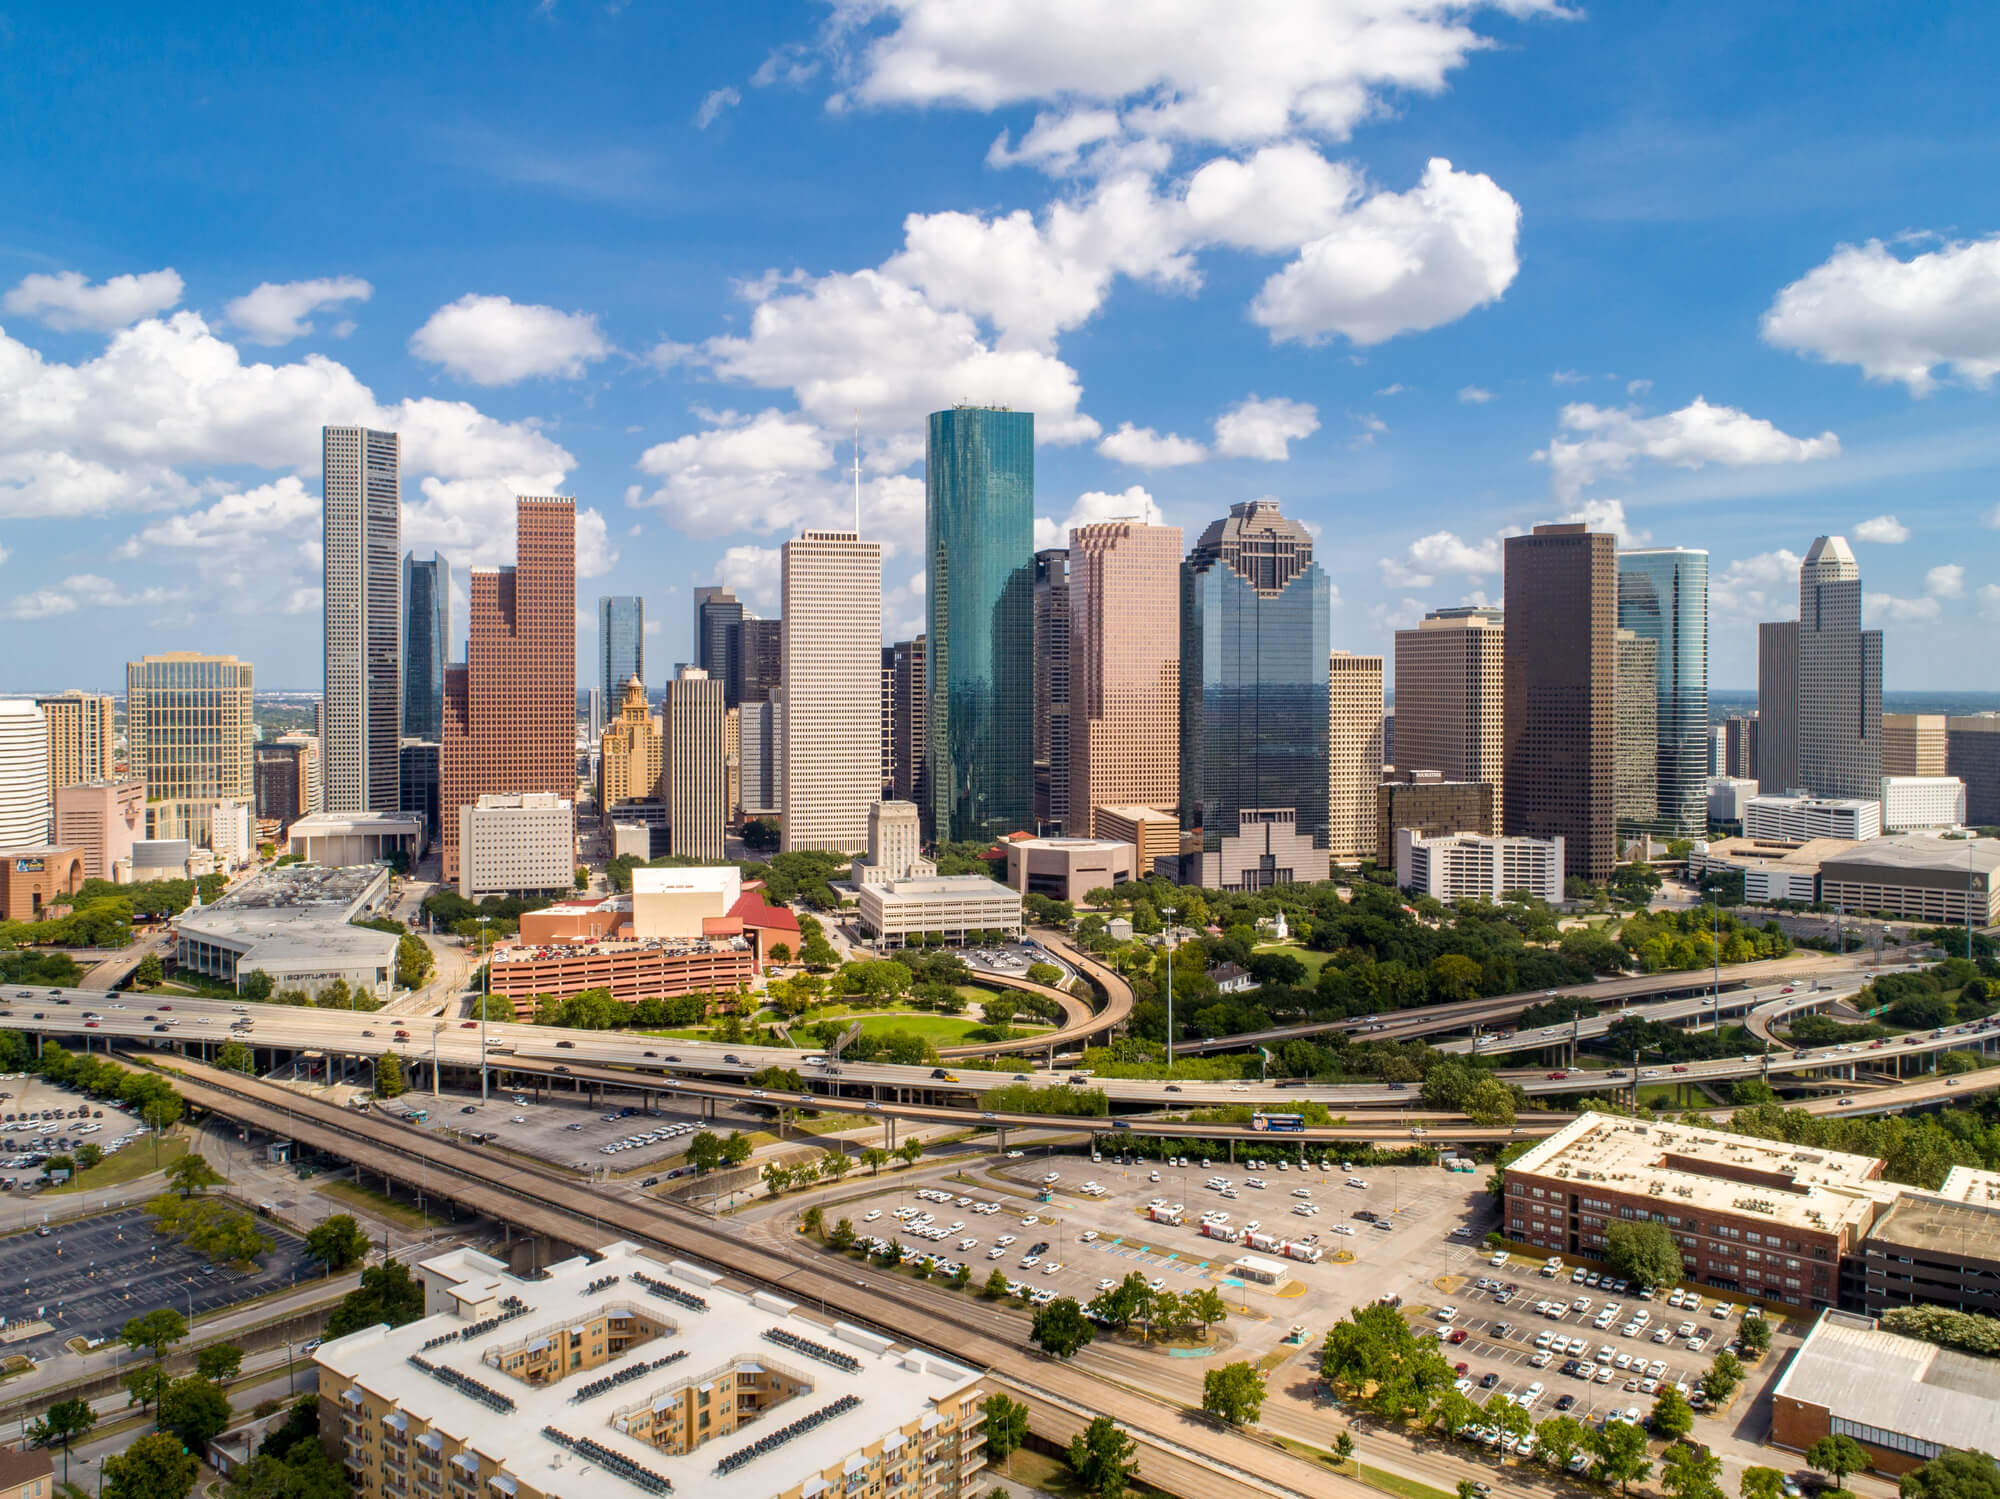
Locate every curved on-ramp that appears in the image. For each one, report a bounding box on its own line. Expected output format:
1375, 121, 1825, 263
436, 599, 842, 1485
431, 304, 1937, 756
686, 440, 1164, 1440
936, 930, 1134, 1059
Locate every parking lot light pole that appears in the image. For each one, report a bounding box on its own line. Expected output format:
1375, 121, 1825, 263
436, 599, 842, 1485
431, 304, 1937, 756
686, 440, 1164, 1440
478, 918, 492, 1105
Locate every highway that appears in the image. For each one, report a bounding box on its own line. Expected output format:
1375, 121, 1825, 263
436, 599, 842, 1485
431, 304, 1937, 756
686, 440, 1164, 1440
1434, 975, 1864, 1057
935, 932, 1135, 1058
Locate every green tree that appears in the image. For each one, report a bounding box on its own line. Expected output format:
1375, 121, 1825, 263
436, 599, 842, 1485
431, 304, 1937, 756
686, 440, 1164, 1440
1807, 1434, 1869, 1490
133, 952, 165, 988
722, 1131, 753, 1166
983, 1267, 1012, 1299
158, 1374, 234, 1449
685, 1131, 724, 1173
1031, 1297, 1095, 1359
981, 1393, 1029, 1475
124, 1307, 190, 1362
896, 1139, 923, 1168
1025, 961, 1064, 988
122, 1365, 170, 1415
167, 1152, 226, 1198
1661, 1441, 1726, 1499
27, 1397, 96, 1481
1201, 1361, 1266, 1425
1067, 1415, 1138, 1499
304, 1214, 370, 1273
1334, 1431, 1354, 1462
239, 969, 275, 1001
801, 1204, 824, 1236
1651, 1385, 1695, 1441
223, 1445, 350, 1499
216, 1040, 257, 1075
1740, 1466, 1789, 1499
373, 1052, 406, 1098
761, 1160, 792, 1197
827, 1217, 856, 1251
1898, 1450, 2000, 1499
103, 1433, 199, 1499
1605, 1217, 1685, 1290
1535, 1414, 1588, 1473
74, 1142, 103, 1172
196, 1343, 245, 1383
1588, 1417, 1654, 1496
1187, 1286, 1228, 1339
395, 933, 435, 989
860, 1146, 888, 1175
325, 1260, 425, 1338
1739, 1315, 1772, 1357
1702, 1350, 1745, 1403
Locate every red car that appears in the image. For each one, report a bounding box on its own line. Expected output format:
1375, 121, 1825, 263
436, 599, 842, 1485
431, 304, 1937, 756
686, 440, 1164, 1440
1448, 1329, 1468, 1344
1672, 1064, 1689, 1073
158, 1003, 173, 1011
1546, 1070, 1569, 1080
460, 1021, 477, 1028
84, 1021, 99, 1029
1455, 1361, 1470, 1376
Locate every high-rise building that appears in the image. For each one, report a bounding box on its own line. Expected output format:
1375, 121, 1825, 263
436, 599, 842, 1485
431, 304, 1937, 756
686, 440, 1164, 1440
1723, 713, 1760, 781
277, 731, 322, 816
1502, 522, 1617, 881
692, 587, 745, 708
1793, 536, 1882, 800
1066, 522, 1179, 838
739, 698, 778, 816
782, 529, 882, 852
857, 799, 933, 885
887, 636, 927, 808
926, 405, 1034, 842
35, 692, 113, 802
1948, 714, 2000, 827
1882, 714, 1947, 778
1375, 771, 1496, 868
0, 701, 48, 846
662, 666, 725, 860
399, 739, 439, 846
880, 645, 897, 795
1181, 499, 1332, 888
53, 777, 144, 882
1327, 651, 1385, 863
126, 653, 255, 846
254, 739, 314, 830
1391, 607, 1505, 806
739, 617, 783, 703
402, 552, 449, 744
598, 675, 662, 809
1033, 547, 1071, 832
322, 425, 402, 814
1758, 619, 1800, 793
598, 596, 645, 716
1617, 547, 1709, 835
1614, 628, 1660, 833
441, 498, 576, 883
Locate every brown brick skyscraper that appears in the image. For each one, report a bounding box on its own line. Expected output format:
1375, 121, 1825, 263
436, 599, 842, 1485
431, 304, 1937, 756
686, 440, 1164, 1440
442, 496, 576, 883
1503, 522, 1616, 881
1066, 520, 1180, 836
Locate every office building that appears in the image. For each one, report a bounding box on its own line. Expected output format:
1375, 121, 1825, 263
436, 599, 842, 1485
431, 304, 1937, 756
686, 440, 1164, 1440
926, 405, 1035, 842
1395, 828, 1563, 904
1881, 713, 1946, 778
399, 740, 440, 845
53, 777, 144, 882
781, 529, 882, 852
879, 645, 896, 795
1745, 793, 1881, 843
1757, 619, 1800, 794
855, 800, 934, 887
34, 692, 113, 801
1065, 522, 1179, 840
441, 497, 575, 883
662, 666, 724, 860
1860, 1166, 2000, 1319
856, 874, 1024, 947
1181, 499, 1332, 888
1784, 536, 1884, 800
722, 705, 740, 823
177, 864, 397, 997
598, 596, 645, 717
402, 552, 449, 743
1709, 724, 1727, 778
285, 811, 424, 866
1374, 772, 1495, 868
1092, 804, 1181, 876
1706, 775, 1759, 828
739, 699, 778, 817
254, 739, 314, 831
0, 702, 48, 846
277, 731, 322, 817
1033, 547, 1071, 831
126, 653, 255, 848
1947, 714, 2000, 826
886, 636, 927, 808
1818, 835, 2000, 924
1392, 607, 1505, 808
1005, 835, 1134, 903
739, 617, 782, 704
1722, 712, 1759, 782
599, 676, 663, 811
1686, 835, 1842, 905
1617, 547, 1709, 834
1502, 523, 1618, 880
317, 1241, 987, 1499
1613, 628, 1659, 833
1327, 652, 1385, 863
692, 586, 744, 706
457, 792, 574, 899
1880, 776, 1967, 832
323, 425, 402, 814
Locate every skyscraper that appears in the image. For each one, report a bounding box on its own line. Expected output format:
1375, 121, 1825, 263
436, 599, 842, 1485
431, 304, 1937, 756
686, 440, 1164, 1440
1066, 522, 1179, 837
0, 701, 48, 846
781, 528, 882, 852
1502, 522, 1617, 881
1327, 652, 1385, 863
693, 587, 745, 707
34, 692, 114, 803
1392, 607, 1505, 805
738, 617, 783, 704
1757, 620, 1799, 793
926, 406, 1034, 843
1795, 536, 1883, 800
126, 653, 255, 846
1882, 714, 1947, 777
663, 666, 725, 860
1180, 500, 1332, 889
1616, 547, 1709, 835
1614, 628, 1660, 833
598, 596, 645, 713
402, 552, 449, 743
887, 636, 927, 808
598, 675, 662, 809
1033, 548, 1071, 833
322, 425, 402, 813
442, 498, 576, 883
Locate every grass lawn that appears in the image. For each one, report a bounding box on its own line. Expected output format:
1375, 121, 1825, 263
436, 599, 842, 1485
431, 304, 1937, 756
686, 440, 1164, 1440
991, 1446, 1179, 1499
320, 1176, 447, 1230
852, 1014, 992, 1044
46, 1134, 188, 1194
1253, 942, 1331, 978
1634, 1082, 1687, 1108
1358, 1461, 1458, 1499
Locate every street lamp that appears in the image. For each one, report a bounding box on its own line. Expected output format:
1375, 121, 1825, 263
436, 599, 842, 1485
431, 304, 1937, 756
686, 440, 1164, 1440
477, 917, 492, 1105
1160, 906, 1178, 1067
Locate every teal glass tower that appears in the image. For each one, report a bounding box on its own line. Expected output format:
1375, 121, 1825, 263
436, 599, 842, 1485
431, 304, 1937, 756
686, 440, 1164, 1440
1617, 547, 1709, 836
926, 406, 1035, 842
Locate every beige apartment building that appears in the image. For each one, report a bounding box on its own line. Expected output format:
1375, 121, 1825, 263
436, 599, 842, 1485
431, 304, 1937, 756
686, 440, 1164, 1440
1328, 652, 1384, 862
1065, 521, 1180, 837
1392, 606, 1504, 805
781, 530, 882, 853
125, 652, 254, 847
35, 692, 114, 800
663, 666, 724, 860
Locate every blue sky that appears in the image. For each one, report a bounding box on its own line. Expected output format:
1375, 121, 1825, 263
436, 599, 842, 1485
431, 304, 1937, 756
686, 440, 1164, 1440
3, 0, 1998, 693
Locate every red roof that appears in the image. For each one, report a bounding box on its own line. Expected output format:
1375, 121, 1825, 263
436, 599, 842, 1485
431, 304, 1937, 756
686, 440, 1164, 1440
728, 887, 800, 937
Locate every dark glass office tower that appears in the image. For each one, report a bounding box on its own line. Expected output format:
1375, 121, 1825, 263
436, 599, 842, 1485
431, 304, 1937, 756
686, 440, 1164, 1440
402, 551, 449, 744
693, 586, 744, 706
1180, 500, 1332, 889
598, 596, 645, 711
1617, 547, 1709, 836
926, 406, 1034, 842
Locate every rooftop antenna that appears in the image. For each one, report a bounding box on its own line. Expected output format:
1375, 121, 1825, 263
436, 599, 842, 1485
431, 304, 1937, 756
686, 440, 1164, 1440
851, 413, 862, 537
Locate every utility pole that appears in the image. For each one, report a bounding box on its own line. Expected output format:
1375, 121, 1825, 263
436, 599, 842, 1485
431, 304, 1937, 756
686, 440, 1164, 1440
1160, 905, 1178, 1067
478, 916, 492, 1104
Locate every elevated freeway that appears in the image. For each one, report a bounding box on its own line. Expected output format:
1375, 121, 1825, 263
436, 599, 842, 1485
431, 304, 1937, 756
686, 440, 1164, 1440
935, 932, 1134, 1059
1434, 976, 1865, 1058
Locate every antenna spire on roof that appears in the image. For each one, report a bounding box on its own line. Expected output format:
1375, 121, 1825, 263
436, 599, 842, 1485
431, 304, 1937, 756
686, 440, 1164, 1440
851, 413, 862, 536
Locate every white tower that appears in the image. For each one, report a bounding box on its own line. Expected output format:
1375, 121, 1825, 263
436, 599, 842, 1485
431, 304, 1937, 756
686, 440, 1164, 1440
0, 701, 49, 845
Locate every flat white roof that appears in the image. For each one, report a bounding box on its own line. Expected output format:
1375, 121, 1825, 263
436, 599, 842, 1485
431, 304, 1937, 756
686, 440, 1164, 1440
631, 866, 742, 898
1233, 1254, 1290, 1276
1773, 1310, 2000, 1454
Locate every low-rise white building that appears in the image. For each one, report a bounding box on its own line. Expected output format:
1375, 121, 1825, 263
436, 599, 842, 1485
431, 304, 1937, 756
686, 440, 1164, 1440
1395, 828, 1563, 904
458, 793, 574, 899
855, 875, 1023, 947
1686, 836, 1853, 905
287, 810, 425, 866
1880, 776, 1967, 833
176, 863, 396, 997
1706, 775, 1759, 827
1745, 793, 1881, 843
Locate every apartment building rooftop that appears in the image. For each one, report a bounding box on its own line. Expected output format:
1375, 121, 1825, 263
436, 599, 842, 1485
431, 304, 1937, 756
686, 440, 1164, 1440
1508, 1113, 1901, 1236
316, 1241, 983, 1499
1866, 1190, 2000, 1265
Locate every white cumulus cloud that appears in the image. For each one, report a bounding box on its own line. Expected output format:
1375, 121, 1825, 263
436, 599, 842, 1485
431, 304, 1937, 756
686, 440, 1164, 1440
224, 277, 373, 345
1213, 394, 1320, 460
1558, 497, 1649, 547
410, 293, 611, 385
1097, 423, 1206, 467
1868, 593, 1942, 624
1034, 484, 1164, 551
1853, 514, 1910, 544
1536, 396, 1841, 502
3, 268, 184, 332
694, 87, 741, 129
1925, 563, 1965, 600
1457, 385, 1493, 404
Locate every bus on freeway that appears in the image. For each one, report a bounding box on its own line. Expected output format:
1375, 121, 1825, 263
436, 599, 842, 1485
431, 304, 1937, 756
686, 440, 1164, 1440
1250, 1112, 1305, 1133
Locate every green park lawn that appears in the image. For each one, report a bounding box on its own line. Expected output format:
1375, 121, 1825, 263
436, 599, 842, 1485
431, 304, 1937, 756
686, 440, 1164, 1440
1252, 942, 1331, 978
45, 1134, 188, 1194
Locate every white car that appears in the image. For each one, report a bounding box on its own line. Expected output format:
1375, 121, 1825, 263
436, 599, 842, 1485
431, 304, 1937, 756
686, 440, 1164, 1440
1020, 1255, 1039, 1269
1333, 1224, 1356, 1236
1079, 1229, 1099, 1243
996, 1234, 1016, 1247
1345, 1177, 1368, 1188
958, 1238, 977, 1251
1097, 1277, 1117, 1291
863, 1209, 882, 1222
986, 1247, 1005, 1259
1291, 1188, 1313, 1199
1436, 1306, 1459, 1323
1042, 1262, 1062, 1275
1488, 1252, 1508, 1267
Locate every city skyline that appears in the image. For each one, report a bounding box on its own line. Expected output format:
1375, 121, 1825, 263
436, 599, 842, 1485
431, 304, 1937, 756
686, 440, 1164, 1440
2, 4, 1996, 693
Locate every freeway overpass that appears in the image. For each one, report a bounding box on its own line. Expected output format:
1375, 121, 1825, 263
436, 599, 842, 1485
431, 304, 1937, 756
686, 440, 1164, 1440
1433, 975, 1870, 1058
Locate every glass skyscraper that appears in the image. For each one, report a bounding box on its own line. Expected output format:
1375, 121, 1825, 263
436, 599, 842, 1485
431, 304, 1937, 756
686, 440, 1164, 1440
402, 551, 449, 743
926, 406, 1034, 842
693, 586, 745, 706
598, 595, 645, 709
1180, 500, 1332, 888
1617, 547, 1709, 836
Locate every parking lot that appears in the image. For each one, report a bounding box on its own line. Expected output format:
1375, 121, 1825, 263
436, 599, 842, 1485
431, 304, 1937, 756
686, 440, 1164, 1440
0, 1205, 314, 1348
0, 1073, 143, 1188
